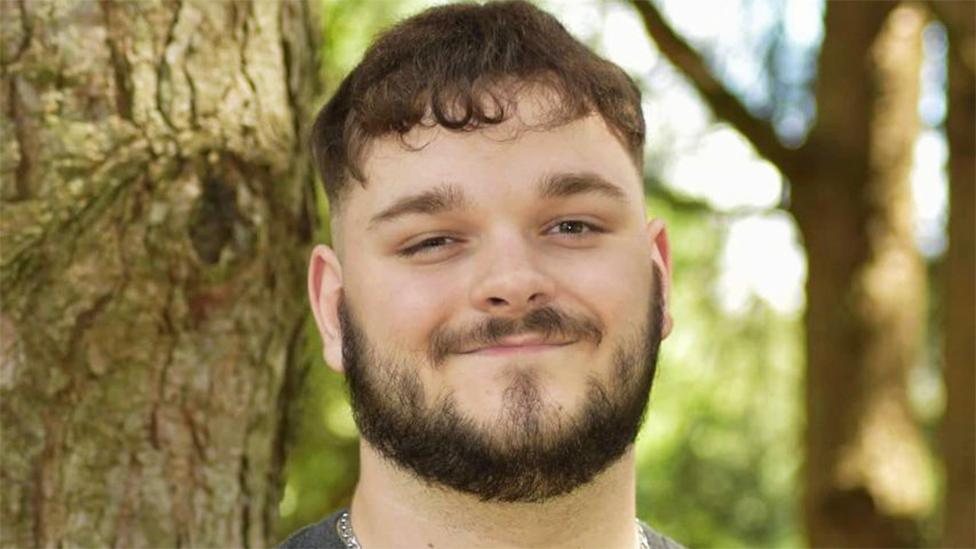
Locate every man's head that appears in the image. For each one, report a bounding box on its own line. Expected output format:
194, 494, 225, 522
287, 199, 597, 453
308, 0, 673, 503
311, 0, 645, 215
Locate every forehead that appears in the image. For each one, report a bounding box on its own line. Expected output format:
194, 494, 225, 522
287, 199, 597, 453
372, 127, 642, 196
338, 95, 642, 231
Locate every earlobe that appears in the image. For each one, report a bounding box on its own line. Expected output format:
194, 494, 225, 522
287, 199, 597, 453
308, 244, 345, 372
646, 219, 674, 339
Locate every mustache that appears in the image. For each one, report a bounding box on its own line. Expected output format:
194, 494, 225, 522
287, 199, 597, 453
428, 306, 604, 365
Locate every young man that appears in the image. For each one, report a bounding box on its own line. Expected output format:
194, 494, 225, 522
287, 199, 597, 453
284, 1, 679, 547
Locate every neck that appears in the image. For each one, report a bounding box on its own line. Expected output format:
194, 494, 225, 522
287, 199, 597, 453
349, 443, 639, 549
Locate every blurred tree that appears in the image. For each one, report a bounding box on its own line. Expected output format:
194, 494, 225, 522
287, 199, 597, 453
632, 0, 938, 546
932, 2, 975, 547
0, 0, 319, 546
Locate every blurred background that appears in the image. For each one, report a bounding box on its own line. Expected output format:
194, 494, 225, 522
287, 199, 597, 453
1, 0, 971, 548
278, 1, 972, 548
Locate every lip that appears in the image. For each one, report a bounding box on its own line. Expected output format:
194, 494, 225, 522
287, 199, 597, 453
461, 337, 575, 356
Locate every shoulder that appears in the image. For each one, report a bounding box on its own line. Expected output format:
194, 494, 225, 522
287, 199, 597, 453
639, 521, 686, 549
277, 509, 348, 549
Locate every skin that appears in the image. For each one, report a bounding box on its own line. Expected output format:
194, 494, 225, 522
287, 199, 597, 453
308, 92, 673, 549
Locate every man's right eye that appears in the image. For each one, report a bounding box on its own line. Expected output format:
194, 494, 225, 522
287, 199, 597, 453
398, 236, 457, 257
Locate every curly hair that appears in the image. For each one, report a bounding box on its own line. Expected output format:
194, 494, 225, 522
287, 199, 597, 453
310, 0, 645, 208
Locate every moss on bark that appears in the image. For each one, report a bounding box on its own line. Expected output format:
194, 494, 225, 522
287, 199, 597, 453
0, 1, 320, 546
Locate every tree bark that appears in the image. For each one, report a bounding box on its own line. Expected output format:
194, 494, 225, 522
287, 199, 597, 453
0, 1, 319, 546
937, 2, 976, 546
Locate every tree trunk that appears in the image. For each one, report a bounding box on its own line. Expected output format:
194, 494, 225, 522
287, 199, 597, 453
0, 1, 319, 546
794, 3, 930, 547
938, 2, 976, 546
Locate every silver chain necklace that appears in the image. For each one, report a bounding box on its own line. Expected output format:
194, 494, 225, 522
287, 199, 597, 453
336, 510, 651, 549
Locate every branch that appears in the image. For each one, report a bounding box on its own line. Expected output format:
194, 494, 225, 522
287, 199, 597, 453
629, 0, 802, 181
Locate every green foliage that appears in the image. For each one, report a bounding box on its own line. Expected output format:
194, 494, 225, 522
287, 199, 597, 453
634, 194, 803, 548
275, 322, 359, 542
319, 0, 433, 96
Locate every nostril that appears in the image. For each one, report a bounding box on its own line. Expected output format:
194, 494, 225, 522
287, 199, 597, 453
488, 297, 507, 306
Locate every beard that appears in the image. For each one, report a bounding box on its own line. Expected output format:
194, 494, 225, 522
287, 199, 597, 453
339, 268, 664, 503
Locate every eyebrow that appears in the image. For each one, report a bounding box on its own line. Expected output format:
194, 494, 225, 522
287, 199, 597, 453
537, 172, 629, 203
368, 183, 469, 228
367, 172, 628, 229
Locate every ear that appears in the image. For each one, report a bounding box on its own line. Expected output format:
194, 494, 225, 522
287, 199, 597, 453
646, 218, 673, 338
308, 244, 345, 373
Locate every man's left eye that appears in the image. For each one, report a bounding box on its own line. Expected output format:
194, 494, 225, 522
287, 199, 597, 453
548, 220, 601, 236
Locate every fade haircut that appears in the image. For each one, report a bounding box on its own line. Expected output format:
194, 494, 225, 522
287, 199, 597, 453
310, 0, 645, 209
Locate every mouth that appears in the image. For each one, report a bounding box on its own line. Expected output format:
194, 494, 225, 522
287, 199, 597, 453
460, 336, 576, 356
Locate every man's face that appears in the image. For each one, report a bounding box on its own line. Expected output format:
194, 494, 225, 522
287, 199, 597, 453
309, 93, 672, 502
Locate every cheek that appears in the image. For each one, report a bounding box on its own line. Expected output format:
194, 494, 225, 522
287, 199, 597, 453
346, 260, 461, 349
554, 241, 652, 327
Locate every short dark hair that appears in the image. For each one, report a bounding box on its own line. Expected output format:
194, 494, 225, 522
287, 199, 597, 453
310, 0, 645, 208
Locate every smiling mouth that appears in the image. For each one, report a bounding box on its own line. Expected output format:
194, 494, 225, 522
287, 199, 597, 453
461, 340, 575, 356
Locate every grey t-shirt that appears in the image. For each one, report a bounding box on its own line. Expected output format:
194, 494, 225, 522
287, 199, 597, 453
278, 508, 685, 549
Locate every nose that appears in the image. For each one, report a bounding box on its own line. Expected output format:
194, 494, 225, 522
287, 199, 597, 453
469, 233, 555, 316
